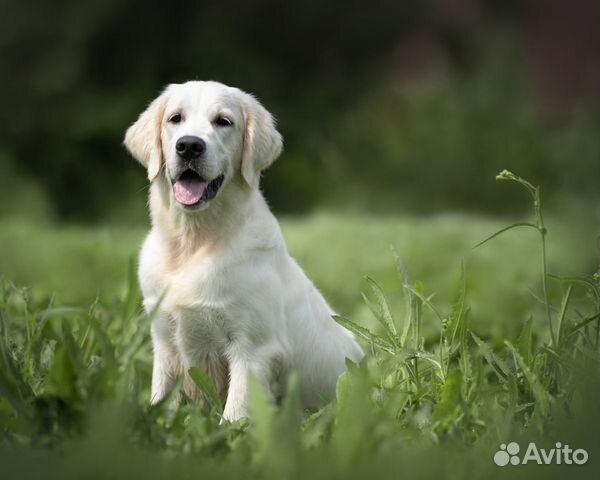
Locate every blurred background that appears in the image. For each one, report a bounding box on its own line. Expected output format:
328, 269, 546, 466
0, 0, 598, 332
0, 0, 598, 222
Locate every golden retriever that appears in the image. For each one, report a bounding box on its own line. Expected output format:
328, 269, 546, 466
124, 81, 363, 421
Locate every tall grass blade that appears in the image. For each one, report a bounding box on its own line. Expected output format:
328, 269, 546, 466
391, 246, 412, 348
556, 284, 572, 346
472, 222, 537, 249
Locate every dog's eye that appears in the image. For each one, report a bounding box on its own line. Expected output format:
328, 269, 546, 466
214, 115, 233, 127
168, 113, 182, 124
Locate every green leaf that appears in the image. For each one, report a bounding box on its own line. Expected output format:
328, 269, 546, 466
85, 313, 117, 368
431, 369, 462, 430
568, 313, 600, 338
517, 316, 533, 367
364, 276, 398, 341
28, 306, 53, 368
391, 246, 413, 348
0, 309, 33, 420
407, 350, 445, 380
470, 332, 509, 381
556, 284, 572, 346
333, 315, 394, 353
301, 402, 334, 449
410, 281, 424, 350
458, 308, 472, 388
119, 312, 151, 367
446, 261, 471, 387
188, 367, 223, 414
272, 372, 302, 468
333, 363, 371, 465
505, 341, 550, 417
404, 284, 445, 323
547, 274, 600, 310
121, 256, 142, 321
248, 372, 275, 462
43, 344, 77, 401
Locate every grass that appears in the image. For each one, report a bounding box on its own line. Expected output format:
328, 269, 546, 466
0, 173, 598, 479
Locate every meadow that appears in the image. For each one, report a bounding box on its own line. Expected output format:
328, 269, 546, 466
1, 2, 598, 477
0, 173, 598, 479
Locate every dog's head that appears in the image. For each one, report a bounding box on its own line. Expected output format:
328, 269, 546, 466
124, 81, 282, 211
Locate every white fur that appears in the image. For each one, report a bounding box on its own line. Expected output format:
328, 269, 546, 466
124, 81, 363, 421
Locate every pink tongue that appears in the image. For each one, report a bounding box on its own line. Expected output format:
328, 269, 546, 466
173, 178, 208, 205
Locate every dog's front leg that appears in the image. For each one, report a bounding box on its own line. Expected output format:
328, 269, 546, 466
222, 357, 252, 421
150, 320, 181, 404
223, 352, 274, 422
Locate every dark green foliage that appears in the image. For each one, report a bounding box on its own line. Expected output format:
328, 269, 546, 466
1, 3, 598, 221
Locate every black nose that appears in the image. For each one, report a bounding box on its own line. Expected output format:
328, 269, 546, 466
175, 136, 206, 160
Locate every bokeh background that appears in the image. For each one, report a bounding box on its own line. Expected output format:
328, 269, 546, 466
1, 0, 598, 222
0, 0, 598, 330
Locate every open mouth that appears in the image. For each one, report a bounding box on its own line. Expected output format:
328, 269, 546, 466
172, 170, 225, 207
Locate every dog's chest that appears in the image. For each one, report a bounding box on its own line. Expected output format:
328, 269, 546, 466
174, 303, 231, 355
144, 244, 237, 341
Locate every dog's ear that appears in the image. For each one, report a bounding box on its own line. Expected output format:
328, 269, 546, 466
240, 93, 283, 189
124, 87, 170, 182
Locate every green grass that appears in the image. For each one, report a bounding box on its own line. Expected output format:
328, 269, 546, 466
0, 174, 599, 479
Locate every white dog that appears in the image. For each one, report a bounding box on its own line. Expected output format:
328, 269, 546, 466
124, 81, 363, 421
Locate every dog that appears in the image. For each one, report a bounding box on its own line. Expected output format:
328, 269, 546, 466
124, 81, 363, 421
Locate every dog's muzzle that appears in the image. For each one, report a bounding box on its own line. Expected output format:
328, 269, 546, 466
171, 135, 224, 207
172, 170, 224, 207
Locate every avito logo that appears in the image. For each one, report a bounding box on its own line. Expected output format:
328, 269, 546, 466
494, 442, 588, 466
